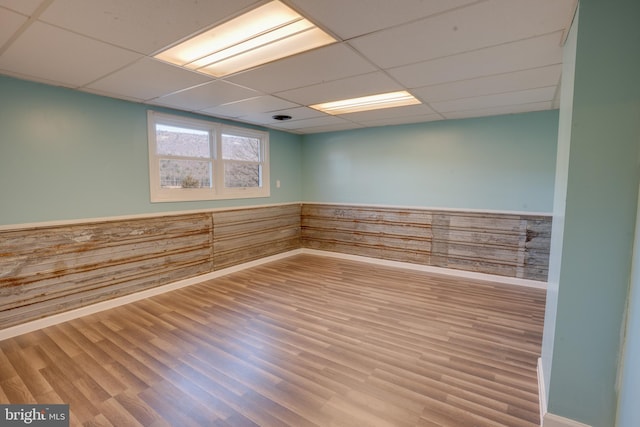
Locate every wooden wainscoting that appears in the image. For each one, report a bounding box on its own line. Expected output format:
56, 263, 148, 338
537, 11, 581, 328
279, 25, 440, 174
0, 254, 546, 426
1, 203, 548, 331
430, 211, 551, 281
301, 204, 551, 282
0, 205, 301, 330
300, 204, 431, 265
212, 204, 301, 270
0, 213, 213, 330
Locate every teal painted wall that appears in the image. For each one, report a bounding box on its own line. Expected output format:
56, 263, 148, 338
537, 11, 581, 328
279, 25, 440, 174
617, 190, 640, 427
544, 0, 640, 425
1, 75, 558, 227
541, 4, 578, 402
301, 111, 558, 213
0, 76, 303, 226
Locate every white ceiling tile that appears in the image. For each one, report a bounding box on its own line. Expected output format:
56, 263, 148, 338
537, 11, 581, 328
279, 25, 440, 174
86, 58, 212, 101
152, 80, 259, 111
200, 96, 299, 118
349, 0, 576, 68
275, 71, 403, 106
293, 122, 365, 134
80, 87, 145, 103
237, 106, 325, 125
268, 128, 303, 134
0, 22, 141, 87
225, 44, 377, 94
0, 0, 43, 15
336, 103, 437, 122
432, 87, 556, 113
413, 64, 562, 103
442, 101, 553, 120
39, 0, 260, 55
0, 68, 71, 88
288, 0, 479, 40
0, 0, 571, 133
388, 31, 563, 89
355, 114, 443, 128
0, 8, 26, 46
267, 115, 348, 130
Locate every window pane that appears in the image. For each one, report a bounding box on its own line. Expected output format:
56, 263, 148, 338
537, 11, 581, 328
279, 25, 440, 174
157, 124, 210, 158
159, 159, 212, 188
222, 134, 260, 161
224, 163, 260, 188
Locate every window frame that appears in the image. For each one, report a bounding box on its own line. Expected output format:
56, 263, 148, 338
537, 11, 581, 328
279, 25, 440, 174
148, 111, 270, 202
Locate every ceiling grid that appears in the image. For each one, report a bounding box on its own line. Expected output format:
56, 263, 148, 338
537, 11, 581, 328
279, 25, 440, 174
0, 0, 577, 134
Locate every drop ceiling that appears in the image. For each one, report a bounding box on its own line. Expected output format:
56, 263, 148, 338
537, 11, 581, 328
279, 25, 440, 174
0, 0, 577, 134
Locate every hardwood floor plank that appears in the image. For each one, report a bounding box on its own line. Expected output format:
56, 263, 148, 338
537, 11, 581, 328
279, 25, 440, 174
0, 376, 36, 404
0, 254, 545, 426
113, 390, 170, 427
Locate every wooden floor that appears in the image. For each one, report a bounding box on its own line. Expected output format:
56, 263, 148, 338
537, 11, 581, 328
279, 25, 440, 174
0, 254, 546, 427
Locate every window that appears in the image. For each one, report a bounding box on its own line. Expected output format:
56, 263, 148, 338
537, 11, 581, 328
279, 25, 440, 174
148, 111, 269, 202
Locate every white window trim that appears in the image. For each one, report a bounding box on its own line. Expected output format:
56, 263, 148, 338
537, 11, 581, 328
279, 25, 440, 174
148, 111, 270, 203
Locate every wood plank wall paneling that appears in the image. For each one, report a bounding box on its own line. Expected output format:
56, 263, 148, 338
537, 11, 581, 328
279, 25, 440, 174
300, 204, 431, 264
0, 213, 213, 329
301, 204, 551, 282
0, 203, 550, 331
0, 205, 301, 330
212, 204, 301, 270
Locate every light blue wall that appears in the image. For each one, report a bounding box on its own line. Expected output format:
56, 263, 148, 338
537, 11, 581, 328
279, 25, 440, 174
544, 0, 640, 425
302, 111, 558, 213
541, 5, 578, 402
1, 75, 559, 228
0, 76, 303, 226
617, 190, 640, 427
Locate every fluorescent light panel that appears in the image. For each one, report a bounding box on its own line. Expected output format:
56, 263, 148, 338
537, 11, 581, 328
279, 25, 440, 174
154, 1, 336, 77
310, 91, 421, 115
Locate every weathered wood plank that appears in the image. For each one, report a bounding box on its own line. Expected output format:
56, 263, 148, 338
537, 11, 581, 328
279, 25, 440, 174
433, 230, 521, 247
0, 214, 212, 258
0, 262, 211, 328
0, 213, 214, 329
214, 228, 301, 253
434, 255, 519, 277
212, 205, 301, 270
444, 214, 523, 232
441, 242, 523, 264
302, 204, 431, 225
1, 234, 211, 283
302, 204, 432, 266
302, 204, 551, 281
214, 204, 300, 226
302, 218, 430, 238
302, 229, 430, 252
303, 239, 430, 264
0, 247, 212, 310
214, 238, 301, 270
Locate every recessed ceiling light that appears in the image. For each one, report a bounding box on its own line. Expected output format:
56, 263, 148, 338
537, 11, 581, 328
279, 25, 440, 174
309, 91, 421, 115
154, 1, 336, 78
